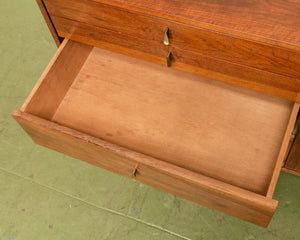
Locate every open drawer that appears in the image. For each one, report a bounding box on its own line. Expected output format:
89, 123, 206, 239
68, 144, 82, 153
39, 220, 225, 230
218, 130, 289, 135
12, 39, 299, 227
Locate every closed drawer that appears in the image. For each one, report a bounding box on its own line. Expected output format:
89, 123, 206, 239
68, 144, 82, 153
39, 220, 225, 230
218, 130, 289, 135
12, 39, 299, 227
43, 0, 300, 101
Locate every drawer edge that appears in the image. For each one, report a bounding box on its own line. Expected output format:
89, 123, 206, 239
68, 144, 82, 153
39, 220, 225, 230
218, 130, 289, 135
36, 0, 62, 47
12, 110, 277, 227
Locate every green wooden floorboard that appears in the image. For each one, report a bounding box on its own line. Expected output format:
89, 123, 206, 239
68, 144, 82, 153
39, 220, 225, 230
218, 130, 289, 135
0, 0, 300, 239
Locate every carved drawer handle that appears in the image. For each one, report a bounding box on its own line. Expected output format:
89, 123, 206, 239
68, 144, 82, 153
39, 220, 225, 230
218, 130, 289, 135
163, 27, 170, 46
132, 164, 139, 180
166, 51, 172, 67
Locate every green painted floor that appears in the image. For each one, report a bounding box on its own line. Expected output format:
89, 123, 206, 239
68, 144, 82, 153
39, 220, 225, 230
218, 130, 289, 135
0, 1, 300, 239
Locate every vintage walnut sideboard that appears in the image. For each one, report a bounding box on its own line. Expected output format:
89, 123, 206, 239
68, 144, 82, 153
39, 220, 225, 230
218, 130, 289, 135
12, 0, 300, 227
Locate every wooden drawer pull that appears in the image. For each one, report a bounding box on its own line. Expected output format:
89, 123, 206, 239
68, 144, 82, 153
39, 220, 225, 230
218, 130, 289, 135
166, 51, 172, 67
163, 27, 170, 46
131, 164, 139, 180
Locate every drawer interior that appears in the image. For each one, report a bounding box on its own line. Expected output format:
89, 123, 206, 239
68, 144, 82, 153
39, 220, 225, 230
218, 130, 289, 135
21, 39, 294, 196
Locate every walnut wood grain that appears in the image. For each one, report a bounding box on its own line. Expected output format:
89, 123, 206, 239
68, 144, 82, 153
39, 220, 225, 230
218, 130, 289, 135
48, 16, 300, 102
91, 0, 300, 51
12, 110, 278, 227
43, 0, 300, 80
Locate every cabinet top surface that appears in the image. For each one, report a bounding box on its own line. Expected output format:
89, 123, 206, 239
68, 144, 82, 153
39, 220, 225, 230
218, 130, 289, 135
94, 0, 300, 51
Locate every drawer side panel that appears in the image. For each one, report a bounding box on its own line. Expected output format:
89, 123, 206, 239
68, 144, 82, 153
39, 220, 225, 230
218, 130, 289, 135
284, 131, 300, 176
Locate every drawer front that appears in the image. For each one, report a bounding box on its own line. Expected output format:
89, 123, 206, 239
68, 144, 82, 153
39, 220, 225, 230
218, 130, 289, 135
49, 15, 300, 102
12, 110, 277, 227
44, 0, 300, 79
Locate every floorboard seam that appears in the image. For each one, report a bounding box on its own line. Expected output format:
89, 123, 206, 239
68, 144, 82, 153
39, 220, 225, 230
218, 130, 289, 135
0, 167, 192, 240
